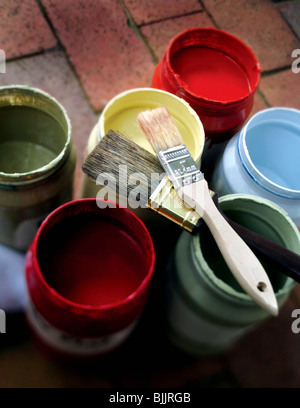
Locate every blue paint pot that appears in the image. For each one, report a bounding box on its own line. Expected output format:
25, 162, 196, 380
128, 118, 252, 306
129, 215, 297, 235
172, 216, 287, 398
211, 108, 300, 227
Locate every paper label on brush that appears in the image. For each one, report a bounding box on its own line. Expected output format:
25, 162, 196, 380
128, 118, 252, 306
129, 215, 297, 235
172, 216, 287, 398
26, 301, 137, 355
158, 145, 203, 190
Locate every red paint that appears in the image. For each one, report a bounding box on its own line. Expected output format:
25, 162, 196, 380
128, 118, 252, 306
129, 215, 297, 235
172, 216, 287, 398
152, 28, 261, 141
38, 214, 147, 307
171, 46, 251, 102
25, 199, 155, 339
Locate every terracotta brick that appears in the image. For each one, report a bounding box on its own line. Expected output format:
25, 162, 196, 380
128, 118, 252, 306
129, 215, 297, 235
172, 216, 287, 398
0, 51, 98, 199
277, 1, 300, 40
0, 0, 56, 60
123, 0, 202, 26
141, 12, 215, 61
41, 0, 156, 112
201, 0, 300, 72
250, 90, 268, 117
260, 68, 300, 110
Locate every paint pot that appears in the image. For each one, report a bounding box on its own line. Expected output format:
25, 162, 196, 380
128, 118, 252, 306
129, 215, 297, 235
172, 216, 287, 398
211, 108, 300, 228
81, 87, 205, 198
152, 28, 261, 180
152, 28, 261, 141
0, 85, 76, 251
25, 198, 155, 359
165, 194, 299, 357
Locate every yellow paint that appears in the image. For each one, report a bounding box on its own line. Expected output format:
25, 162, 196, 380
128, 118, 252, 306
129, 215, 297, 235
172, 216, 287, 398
81, 88, 205, 199
98, 88, 205, 163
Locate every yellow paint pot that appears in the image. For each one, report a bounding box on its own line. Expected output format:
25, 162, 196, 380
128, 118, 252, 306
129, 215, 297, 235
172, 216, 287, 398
81, 88, 205, 199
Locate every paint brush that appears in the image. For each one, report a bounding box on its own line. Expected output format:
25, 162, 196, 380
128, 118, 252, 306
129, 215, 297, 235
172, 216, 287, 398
136, 107, 278, 316
82, 130, 300, 282
82, 129, 300, 287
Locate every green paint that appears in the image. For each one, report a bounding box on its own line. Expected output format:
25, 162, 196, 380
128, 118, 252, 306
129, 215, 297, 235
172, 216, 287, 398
0, 106, 66, 174
167, 194, 300, 358
200, 203, 289, 293
0, 141, 56, 173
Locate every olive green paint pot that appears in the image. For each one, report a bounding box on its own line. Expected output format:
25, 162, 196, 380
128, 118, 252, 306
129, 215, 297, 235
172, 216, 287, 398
0, 85, 76, 251
166, 194, 299, 357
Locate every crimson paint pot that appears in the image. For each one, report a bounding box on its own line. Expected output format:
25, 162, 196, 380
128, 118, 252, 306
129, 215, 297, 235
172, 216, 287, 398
25, 199, 155, 358
152, 28, 261, 143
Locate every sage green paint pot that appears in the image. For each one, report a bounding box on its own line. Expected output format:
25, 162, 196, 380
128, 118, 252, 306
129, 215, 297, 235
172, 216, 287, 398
166, 194, 299, 357
0, 85, 76, 251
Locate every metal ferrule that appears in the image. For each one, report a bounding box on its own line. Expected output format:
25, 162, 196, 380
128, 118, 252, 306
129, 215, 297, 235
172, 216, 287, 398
147, 175, 202, 233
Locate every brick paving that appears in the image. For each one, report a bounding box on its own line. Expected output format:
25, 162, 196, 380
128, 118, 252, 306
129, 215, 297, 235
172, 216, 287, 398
260, 68, 300, 109
41, 0, 157, 111
140, 11, 215, 61
278, 0, 300, 38
0, 0, 299, 389
201, 0, 299, 72
0, 0, 56, 59
122, 0, 203, 25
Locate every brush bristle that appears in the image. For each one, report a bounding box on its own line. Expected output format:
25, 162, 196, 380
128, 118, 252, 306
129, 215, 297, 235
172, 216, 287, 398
136, 107, 184, 154
82, 130, 164, 206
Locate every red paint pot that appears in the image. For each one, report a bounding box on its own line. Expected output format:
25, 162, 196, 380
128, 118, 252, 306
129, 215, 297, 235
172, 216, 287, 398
25, 199, 155, 359
152, 28, 261, 142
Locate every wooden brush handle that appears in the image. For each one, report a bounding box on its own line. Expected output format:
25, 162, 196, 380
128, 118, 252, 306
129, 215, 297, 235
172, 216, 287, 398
179, 179, 278, 316
209, 193, 300, 283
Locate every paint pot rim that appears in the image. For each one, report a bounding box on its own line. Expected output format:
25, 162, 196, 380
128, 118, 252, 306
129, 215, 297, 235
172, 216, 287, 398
97, 87, 205, 164
193, 193, 298, 304
238, 107, 300, 199
0, 85, 72, 185
28, 198, 155, 313
164, 27, 261, 107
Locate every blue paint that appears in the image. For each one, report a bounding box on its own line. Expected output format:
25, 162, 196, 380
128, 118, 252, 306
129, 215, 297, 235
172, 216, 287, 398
246, 120, 300, 190
211, 107, 300, 227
